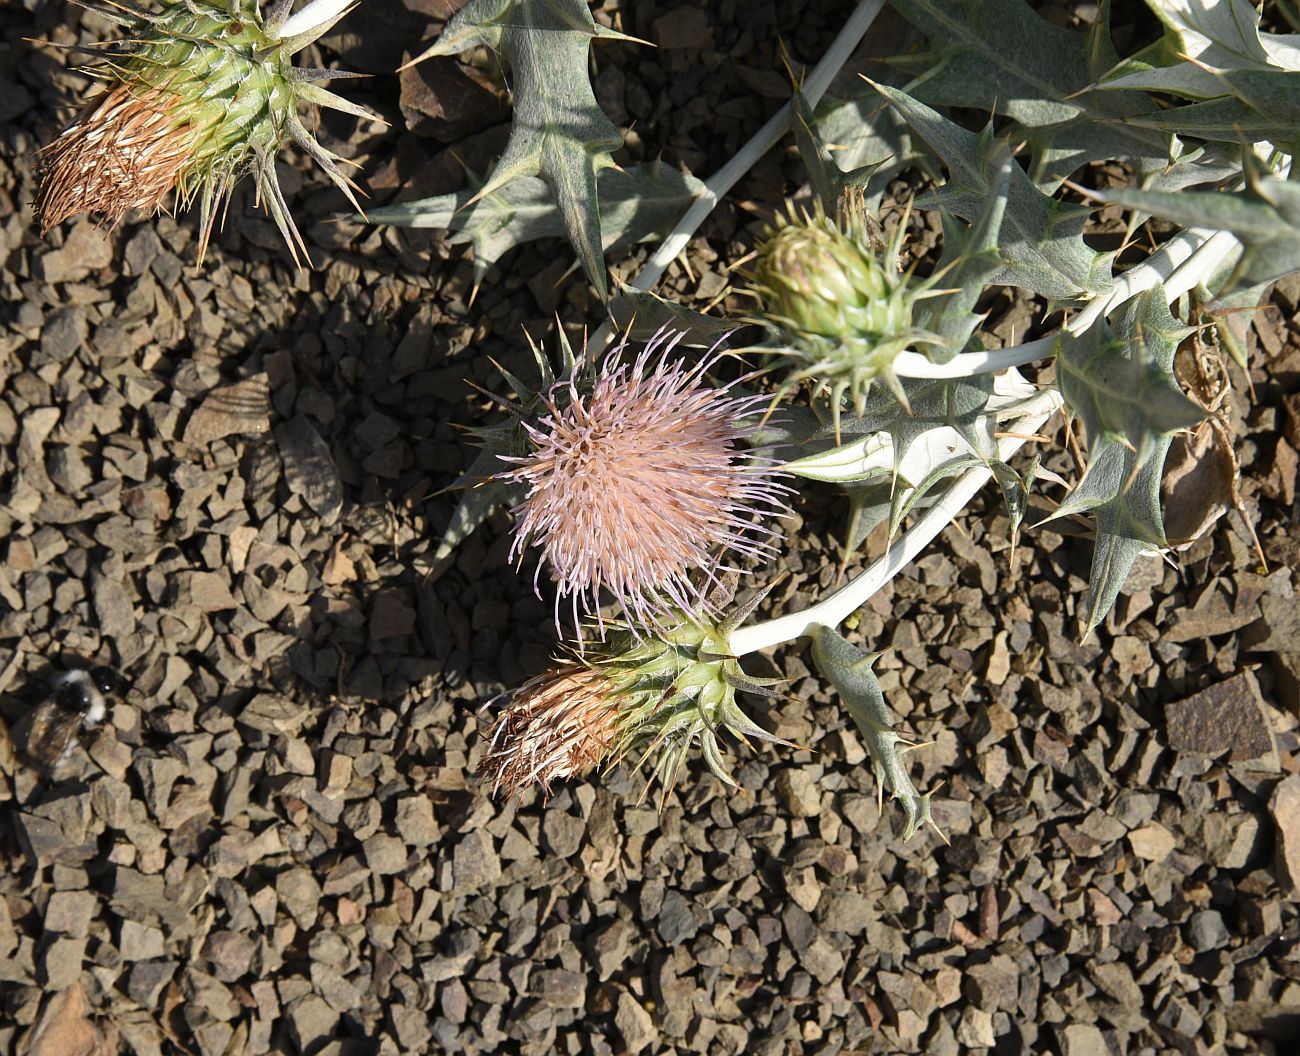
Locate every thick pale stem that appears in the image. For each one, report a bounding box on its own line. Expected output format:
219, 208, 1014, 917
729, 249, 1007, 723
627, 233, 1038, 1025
591, 0, 887, 348
278, 0, 354, 44
891, 338, 1056, 378
730, 386, 1064, 656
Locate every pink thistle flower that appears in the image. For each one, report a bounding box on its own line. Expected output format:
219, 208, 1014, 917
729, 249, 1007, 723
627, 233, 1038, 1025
478, 663, 620, 800
497, 329, 788, 633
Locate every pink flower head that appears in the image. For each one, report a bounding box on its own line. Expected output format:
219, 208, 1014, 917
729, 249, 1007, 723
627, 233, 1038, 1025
498, 328, 788, 633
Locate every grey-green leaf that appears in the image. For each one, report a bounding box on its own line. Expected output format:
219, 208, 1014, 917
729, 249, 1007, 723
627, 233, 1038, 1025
870, 82, 1113, 300
1042, 287, 1203, 633
1093, 176, 1300, 290
888, 0, 1171, 184
1054, 288, 1202, 471
411, 0, 634, 299
368, 162, 703, 296
810, 624, 936, 841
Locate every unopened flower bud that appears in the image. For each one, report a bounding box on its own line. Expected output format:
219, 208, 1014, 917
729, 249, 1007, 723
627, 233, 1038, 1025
749, 203, 948, 425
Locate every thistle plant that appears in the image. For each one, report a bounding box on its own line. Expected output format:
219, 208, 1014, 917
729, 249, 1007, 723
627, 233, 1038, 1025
30, 0, 1298, 840
395, 0, 1296, 838
37, 0, 380, 263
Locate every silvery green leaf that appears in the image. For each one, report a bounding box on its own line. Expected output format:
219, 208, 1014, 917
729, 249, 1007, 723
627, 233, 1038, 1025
800, 373, 1036, 549
408, 0, 637, 299
1101, 0, 1298, 99
810, 625, 936, 841
791, 87, 883, 217
912, 148, 1011, 359
888, 0, 1171, 185
1093, 176, 1300, 290
368, 162, 704, 296
1117, 71, 1300, 145
870, 82, 1113, 300
1055, 289, 1201, 472
811, 78, 938, 211
1042, 287, 1201, 633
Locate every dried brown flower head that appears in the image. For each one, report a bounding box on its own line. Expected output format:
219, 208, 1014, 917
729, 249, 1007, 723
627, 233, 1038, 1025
478, 663, 620, 800
36, 86, 197, 234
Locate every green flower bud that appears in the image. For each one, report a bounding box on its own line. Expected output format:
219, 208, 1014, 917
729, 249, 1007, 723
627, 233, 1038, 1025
749, 202, 949, 429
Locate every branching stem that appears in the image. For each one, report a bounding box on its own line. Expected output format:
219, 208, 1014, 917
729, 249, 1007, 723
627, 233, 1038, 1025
590, 0, 887, 348
729, 387, 1063, 656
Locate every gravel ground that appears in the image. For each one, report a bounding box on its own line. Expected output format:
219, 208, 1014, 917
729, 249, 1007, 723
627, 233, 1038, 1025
2, 2, 1300, 1055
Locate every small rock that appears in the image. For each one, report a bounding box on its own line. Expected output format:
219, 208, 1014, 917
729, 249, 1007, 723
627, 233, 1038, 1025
201, 930, 257, 982
614, 991, 656, 1054
182, 375, 272, 446
657, 890, 698, 944
538, 968, 586, 1008
41, 935, 86, 989
1186, 910, 1230, 952
44, 891, 98, 938
363, 834, 408, 876
275, 868, 322, 929
775, 769, 822, 817
1201, 812, 1261, 869
1272, 773, 1300, 893
398, 57, 505, 141
1128, 822, 1175, 862
287, 993, 338, 1053
542, 810, 585, 858
652, 5, 713, 49
1057, 1023, 1111, 1056
590, 918, 636, 980
800, 935, 845, 984
452, 830, 500, 891
275, 416, 343, 524
35, 307, 88, 366
394, 796, 439, 846
128, 960, 177, 1008
956, 1006, 995, 1048
1164, 673, 1277, 763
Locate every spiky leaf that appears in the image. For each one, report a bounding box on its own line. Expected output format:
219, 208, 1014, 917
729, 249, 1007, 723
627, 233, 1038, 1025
1055, 294, 1202, 472
810, 625, 935, 841
367, 162, 704, 297
912, 148, 1011, 358
1101, 0, 1300, 96
811, 77, 937, 211
409, 0, 631, 298
888, 0, 1170, 183
1093, 175, 1300, 290
869, 82, 1113, 300
1043, 287, 1203, 633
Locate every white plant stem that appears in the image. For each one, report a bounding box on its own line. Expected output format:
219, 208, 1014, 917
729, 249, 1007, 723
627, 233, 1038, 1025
891, 338, 1057, 378
591, 0, 887, 349
731, 386, 1064, 656
278, 0, 354, 42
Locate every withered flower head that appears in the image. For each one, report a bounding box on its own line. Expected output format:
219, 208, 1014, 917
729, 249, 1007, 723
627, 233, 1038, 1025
497, 328, 789, 633
36, 0, 380, 265
478, 663, 620, 801
479, 587, 790, 802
